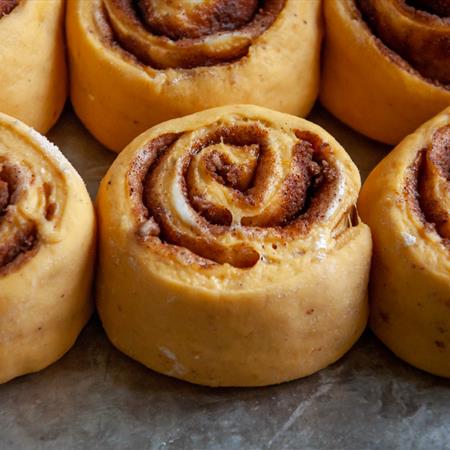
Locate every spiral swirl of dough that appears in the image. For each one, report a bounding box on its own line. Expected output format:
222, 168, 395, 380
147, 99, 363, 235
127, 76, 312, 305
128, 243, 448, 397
0, 124, 68, 274
101, 0, 285, 68
407, 124, 449, 247
359, 107, 450, 378
127, 112, 357, 270
0, 113, 95, 384
96, 105, 372, 386
357, 0, 450, 85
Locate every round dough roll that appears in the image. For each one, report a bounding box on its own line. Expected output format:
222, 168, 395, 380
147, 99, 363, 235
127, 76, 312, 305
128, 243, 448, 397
67, 0, 322, 152
97, 105, 372, 387
0, 113, 95, 384
359, 107, 450, 377
0, 0, 67, 134
320, 0, 450, 145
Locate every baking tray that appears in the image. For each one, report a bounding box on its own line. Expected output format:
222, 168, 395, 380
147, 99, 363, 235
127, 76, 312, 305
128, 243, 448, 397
1, 104, 449, 450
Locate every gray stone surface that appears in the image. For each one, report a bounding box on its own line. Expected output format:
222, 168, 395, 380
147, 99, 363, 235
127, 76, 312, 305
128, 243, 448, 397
0, 105, 448, 450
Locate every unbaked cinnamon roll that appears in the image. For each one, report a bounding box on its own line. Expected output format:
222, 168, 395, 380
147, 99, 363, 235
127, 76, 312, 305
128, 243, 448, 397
0, 0, 67, 134
0, 113, 95, 384
321, 0, 450, 145
66, 0, 322, 152
96, 105, 372, 387
359, 107, 450, 377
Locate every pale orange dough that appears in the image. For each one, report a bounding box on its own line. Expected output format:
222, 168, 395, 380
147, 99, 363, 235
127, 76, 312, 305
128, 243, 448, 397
66, 0, 322, 152
96, 105, 372, 387
0, 0, 67, 134
320, 0, 450, 145
359, 107, 450, 377
0, 113, 95, 384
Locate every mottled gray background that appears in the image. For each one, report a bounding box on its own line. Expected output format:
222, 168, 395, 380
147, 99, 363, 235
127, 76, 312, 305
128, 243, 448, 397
0, 105, 448, 450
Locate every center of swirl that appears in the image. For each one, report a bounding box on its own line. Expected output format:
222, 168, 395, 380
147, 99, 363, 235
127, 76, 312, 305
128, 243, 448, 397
129, 121, 345, 268
138, 0, 258, 39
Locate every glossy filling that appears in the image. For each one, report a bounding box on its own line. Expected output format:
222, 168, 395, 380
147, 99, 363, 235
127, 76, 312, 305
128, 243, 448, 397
356, 0, 450, 86
127, 121, 348, 268
99, 0, 285, 68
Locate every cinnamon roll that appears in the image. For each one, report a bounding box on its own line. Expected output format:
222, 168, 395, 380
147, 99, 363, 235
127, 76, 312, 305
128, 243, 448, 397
320, 0, 450, 145
0, 113, 95, 384
96, 105, 372, 387
66, 0, 322, 152
0, 0, 67, 134
359, 107, 450, 377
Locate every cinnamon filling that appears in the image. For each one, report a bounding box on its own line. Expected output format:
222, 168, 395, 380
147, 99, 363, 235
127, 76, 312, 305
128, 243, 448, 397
128, 124, 341, 268
0, 162, 38, 273
406, 126, 450, 248
0, 179, 8, 212
0, 225, 37, 272
356, 0, 450, 86
100, 0, 285, 69
0, 0, 18, 17
0, 163, 21, 217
